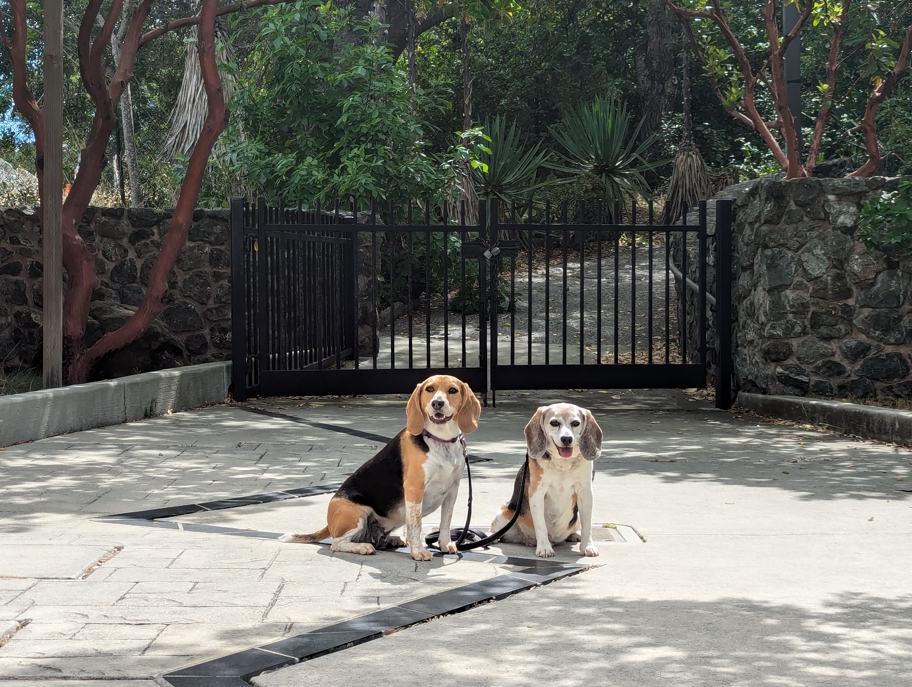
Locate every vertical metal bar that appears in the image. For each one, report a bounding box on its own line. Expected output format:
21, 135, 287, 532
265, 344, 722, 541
256, 197, 269, 377
371, 200, 379, 369
698, 200, 708, 368
596, 200, 603, 365
460, 201, 467, 369
681, 224, 689, 365
561, 201, 568, 366
230, 198, 248, 400
510, 199, 516, 365
489, 197, 499, 399
527, 199, 533, 366
425, 204, 432, 368
443, 201, 450, 368
544, 200, 551, 365
613, 209, 619, 365
389, 198, 396, 369
715, 200, 734, 410
407, 201, 414, 369
579, 200, 585, 365
350, 199, 359, 370
648, 203, 654, 364
478, 199, 488, 391
630, 208, 637, 364
665, 225, 671, 365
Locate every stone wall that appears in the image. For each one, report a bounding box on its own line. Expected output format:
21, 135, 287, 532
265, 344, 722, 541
732, 176, 911, 400
0, 207, 232, 378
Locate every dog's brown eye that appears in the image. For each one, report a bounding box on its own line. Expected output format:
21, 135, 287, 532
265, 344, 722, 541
425, 386, 434, 393
570, 420, 581, 427
550, 419, 560, 427
449, 387, 458, 394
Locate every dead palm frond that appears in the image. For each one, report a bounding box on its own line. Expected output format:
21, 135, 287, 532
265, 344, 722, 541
161, 9, 237, 162
661, 137, 713, 223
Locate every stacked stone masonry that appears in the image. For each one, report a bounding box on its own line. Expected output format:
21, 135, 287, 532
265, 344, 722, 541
732, 176, 911, 401
0, 207, 231, 378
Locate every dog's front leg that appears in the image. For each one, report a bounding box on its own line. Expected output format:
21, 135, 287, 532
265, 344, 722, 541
528, 488, 554, 558
404, 477, 433, 561
435, 484, 460, 554
575, 479, 599, 557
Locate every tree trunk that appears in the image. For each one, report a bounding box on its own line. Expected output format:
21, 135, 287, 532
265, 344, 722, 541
636, 0, 676, 143
72, 0, 229, 381
111, 0, 143, 207
119, 85, 143, 206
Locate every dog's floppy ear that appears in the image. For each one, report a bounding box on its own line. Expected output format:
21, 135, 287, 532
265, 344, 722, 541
579, 409, 603, 461
405, 381, 426, 435
456, 381, 482, 434
524, 406, 548, 459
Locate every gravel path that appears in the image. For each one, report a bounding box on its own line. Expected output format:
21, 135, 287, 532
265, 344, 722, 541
361, 243, 680, 368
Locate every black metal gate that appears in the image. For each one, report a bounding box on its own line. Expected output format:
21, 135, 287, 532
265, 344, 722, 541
230, 196, 734, 408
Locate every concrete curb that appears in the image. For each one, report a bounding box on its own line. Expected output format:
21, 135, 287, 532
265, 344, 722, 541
0, 361, 231, 446
736, 391, 912, 447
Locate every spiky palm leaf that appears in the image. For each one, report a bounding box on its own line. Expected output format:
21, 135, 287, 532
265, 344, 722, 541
548, 96, 663, 203
473, 115, 556, 202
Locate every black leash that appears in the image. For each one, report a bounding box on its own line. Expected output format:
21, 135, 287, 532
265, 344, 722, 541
425, 437, 529, 553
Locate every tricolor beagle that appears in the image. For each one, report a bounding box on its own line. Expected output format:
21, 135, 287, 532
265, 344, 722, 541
492, 403, 603, 558
280, 375, 481, 561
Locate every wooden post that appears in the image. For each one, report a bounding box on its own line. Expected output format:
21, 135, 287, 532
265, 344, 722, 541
43, 0, 64, 388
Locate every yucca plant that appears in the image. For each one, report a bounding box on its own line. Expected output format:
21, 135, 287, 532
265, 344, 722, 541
473, 115, 557, 204
548, 96, 663, 207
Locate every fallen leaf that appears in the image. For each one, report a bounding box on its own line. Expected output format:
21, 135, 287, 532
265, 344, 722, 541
601, 523, 617, 529
782, 470, 790, 474
868, 517, 875, 522
897, 478, 905, 482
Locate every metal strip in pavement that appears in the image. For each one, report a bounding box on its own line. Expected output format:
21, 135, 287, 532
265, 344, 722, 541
162, 564, 589, 686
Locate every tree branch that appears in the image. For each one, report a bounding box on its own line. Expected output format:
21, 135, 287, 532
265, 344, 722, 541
140, 0, 295, 46
666, 0, 788, 170
1, 1, 45, 213
805, 0, 850, 174
764, 0, 804, 177
78, 0, 231, 379
849, 24, 912, 177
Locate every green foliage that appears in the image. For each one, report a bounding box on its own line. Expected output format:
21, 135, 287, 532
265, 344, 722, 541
473, 115, 557, 201
225, 0, 443, 208
548, 96, 663, 203
858, 178, 912, 255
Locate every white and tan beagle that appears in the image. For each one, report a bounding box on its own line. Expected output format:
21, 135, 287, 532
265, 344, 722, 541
492, 403, 603, 558
280, 374, 481, 561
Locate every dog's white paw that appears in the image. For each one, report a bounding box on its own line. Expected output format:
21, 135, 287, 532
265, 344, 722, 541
582, 544, 600, 557
438, 541, 458, 554
411, 547, 434, 562
536, 544, 555, 558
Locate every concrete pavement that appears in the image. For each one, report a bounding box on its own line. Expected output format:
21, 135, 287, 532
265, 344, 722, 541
1, 387, 911, 686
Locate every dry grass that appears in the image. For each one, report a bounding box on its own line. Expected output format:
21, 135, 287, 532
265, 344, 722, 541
0, 367, 42, 396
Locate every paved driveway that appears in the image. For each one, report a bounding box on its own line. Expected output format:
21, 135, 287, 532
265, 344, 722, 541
1, 389, 910, 686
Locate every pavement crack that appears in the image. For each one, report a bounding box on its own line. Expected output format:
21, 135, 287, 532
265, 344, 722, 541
140, 623, 169, 656
79, 545, 124, 580
262, 581, 286, 622
257, 548, 282, 583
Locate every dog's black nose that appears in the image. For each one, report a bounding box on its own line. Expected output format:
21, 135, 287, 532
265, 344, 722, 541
431, 399, 445, 411
561, 435, 573, 446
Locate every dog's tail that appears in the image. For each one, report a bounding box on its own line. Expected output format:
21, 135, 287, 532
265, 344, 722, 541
278, 527, 330, 543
